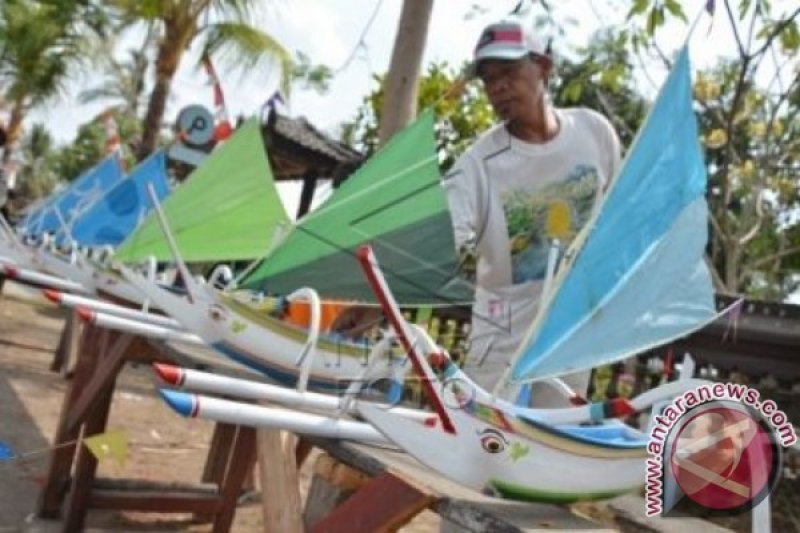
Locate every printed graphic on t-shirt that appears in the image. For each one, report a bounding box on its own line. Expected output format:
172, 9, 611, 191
502, 164, 600, 284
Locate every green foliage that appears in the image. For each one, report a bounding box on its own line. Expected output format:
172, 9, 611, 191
78, 43, 152, 118
104, 0, 292, 158
51, 108, 140, 182
552, 28, 648, 148
626, 0, 800, 298
341, 61, 495, 171
14, 109, 140, 210
291, 51, 332, 94
13, 123, 58, 202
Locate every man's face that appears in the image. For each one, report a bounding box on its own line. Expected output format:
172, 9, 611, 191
477, 56, 549, 121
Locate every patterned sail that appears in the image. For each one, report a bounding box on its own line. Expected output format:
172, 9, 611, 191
240, 110, 472, 305
511, 48, 716, 382
114, 119, 290, 263
64, 151, 171, 247
19, 156, 124, 236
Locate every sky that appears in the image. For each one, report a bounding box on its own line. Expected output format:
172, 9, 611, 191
28, 0, 796, 146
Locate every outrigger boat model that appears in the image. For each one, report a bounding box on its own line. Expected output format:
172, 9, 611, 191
145, 47, 728, 503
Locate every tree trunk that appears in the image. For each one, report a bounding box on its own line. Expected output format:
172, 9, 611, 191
138, 39, 183, 160
377, 0, 435, 147
2, 99, 26, 164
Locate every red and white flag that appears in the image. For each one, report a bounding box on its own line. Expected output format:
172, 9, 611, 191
201, 54, 233, 142
102, 110, 127, 171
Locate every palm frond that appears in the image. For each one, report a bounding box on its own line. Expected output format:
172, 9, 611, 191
78, 85, 121, 105
207, 0, 260, 22
201, 21, 291, 89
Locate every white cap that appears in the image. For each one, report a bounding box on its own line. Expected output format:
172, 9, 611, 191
468, 19, 549, 77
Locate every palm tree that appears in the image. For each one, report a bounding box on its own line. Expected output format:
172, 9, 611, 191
0, 0, 106, 162
78, 45, 152, 119
377, 0, 434, 146
15, 122, 58, 201
111, 0, 291, 160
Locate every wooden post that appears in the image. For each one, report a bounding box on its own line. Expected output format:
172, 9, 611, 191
213, 426, 258, 532
50, 310, 81, 376
62, 371, 117, 531
64, 331, 134, 433
202, 423, 238, 485
37, 322, 102, 517
297, 175, 318, 219
258, 430, 304, 533
295, 438, 313, 468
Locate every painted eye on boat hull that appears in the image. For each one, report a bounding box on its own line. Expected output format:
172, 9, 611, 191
479, 428, 508, 454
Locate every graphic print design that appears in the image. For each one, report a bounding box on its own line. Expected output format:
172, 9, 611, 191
502, 164, 600, 284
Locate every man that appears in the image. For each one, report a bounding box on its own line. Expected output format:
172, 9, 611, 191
443, 19, 622, 405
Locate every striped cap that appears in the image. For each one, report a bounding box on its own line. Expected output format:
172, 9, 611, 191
468, 20, 548, 77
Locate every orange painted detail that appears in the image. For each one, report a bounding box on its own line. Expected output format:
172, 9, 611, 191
284, 301, 353, 332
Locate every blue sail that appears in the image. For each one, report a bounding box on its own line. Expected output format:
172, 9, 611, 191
19, 156, 124, 236
511, 48, 716, 382
64, 151, 171, 247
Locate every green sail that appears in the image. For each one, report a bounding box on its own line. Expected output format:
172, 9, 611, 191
115, 118, 290, 263
240, 110, 472, 305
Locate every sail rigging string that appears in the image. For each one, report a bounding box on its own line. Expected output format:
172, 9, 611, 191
333, 0, 384, 75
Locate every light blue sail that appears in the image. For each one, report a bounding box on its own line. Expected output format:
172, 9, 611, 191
63, 151, 171, 247
19, 156, 124, 236
511, 48, 716, 382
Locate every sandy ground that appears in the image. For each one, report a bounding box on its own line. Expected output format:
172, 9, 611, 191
0, 283, 447, 532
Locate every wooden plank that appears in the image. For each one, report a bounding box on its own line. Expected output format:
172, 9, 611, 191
296, 175, 318, 218
64, 331, 134, 433
306, 437, 386, 477
258, 430, 303, 533
50, 310, 81, 376
310, 471, 434, 533
213, 426, 258, 532
62, 363, 117, 532
89, 489, 222, 513
202, 423, 238, 485
93, 477, 218, 494
37, 323, 102, 518
296, 437, 313, 467
310, 439, 617, 532
304, 476, 350, 529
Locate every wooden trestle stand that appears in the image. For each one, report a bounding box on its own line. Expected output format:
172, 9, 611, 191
37, 319, 258, 532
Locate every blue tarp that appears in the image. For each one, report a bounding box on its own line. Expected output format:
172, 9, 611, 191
19, 156, 124, 236
64, 151, 171, 247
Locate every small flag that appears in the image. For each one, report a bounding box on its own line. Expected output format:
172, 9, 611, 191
201, 54, 233, 142
102, 110, 127, 172
0, 441, 15, 461
263, 89, 286, 115
83, 430, 128, 466
721, 297, 745, 342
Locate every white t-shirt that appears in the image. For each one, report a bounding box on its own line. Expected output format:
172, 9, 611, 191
443, 107, 622, 395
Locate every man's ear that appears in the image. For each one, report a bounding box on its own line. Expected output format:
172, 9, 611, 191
537, 55, 554, 79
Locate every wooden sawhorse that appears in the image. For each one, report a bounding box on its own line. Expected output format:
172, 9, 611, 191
37, 320, 257, 532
